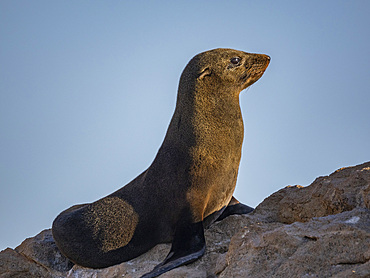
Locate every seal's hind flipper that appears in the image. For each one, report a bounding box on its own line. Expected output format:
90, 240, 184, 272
216, 197, 254, 221
216, 203, 254, 221
140, 221, 205, 278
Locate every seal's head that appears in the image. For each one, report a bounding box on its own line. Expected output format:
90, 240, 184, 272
180, 48, 270, 97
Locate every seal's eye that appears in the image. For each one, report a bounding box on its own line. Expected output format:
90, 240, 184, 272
230, 57, 241, 65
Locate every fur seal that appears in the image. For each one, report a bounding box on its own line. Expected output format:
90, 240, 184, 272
52, 48, 270, 278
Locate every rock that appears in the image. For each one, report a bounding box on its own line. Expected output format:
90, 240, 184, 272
0, 247, 51, 278
219, 208, 370, 278
1, 161, 369, 277
15, 229, 74, 272
253, 161, 370, 223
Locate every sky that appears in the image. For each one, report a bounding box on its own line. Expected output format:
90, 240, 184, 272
1, 1, 369, 251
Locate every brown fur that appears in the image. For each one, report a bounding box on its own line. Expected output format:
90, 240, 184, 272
52, 48, 270, 269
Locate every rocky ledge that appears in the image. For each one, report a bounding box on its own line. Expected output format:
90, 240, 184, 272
1, 162, 369, 278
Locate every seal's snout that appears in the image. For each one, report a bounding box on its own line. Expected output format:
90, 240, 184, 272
260, 54, 270, 65
240, 52, 270, 89
245, 54, 270, 67
254, 54, 270, 71
263, 54, 270, 68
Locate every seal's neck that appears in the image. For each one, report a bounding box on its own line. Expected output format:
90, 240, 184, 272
167, 85, 244, 149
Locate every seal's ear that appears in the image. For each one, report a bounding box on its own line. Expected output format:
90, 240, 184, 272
198, 67, 212, 80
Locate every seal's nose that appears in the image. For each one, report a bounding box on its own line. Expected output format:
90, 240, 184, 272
264, 55, 271, 66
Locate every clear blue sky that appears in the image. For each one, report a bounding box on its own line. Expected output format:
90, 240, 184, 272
1, 1, 369, 251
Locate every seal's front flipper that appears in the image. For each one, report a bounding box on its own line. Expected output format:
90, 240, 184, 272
217, 196, 254, 221
140, 221, 205, 278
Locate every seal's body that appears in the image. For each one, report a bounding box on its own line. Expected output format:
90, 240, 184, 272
52, 48, 270, 278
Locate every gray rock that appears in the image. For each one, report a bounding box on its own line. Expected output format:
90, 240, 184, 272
253, 161, 370, 223
219, 208, 370, 278
15, 229, 74, 272
1, 161, 369, 277
0, 247, 51, 278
